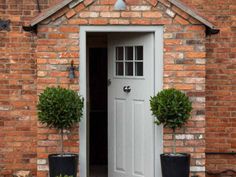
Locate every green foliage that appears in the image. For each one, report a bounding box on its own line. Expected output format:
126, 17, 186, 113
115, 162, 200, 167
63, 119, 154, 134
37, 87, 84, 131
150, 88, 192, 130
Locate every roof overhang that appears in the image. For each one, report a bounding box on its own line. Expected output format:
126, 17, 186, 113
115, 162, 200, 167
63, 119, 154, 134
23, 0, 83, 33
168, 0, 220, 35
23, 0, 220, 35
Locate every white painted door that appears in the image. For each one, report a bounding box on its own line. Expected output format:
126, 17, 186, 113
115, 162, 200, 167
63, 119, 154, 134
108, 33, 155, 177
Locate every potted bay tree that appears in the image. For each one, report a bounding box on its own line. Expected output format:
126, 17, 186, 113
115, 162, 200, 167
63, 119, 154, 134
37, 87, 84, 177
150, 88, 192, 177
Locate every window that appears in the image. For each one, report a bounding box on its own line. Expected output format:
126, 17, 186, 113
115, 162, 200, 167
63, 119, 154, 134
115, 46, 143, 77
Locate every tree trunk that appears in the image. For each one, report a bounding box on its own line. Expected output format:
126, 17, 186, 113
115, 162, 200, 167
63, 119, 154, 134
60, 129, 64, 156
173, 128, 176, 154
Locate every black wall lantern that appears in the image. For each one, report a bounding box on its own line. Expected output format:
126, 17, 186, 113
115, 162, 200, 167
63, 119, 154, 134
0, 19, 10, 31
68, 60, 76, 79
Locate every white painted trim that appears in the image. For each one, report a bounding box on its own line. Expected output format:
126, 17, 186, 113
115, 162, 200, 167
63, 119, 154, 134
154, 27, 163, 177
80, 26, 87, 177
79, 26, 163, 177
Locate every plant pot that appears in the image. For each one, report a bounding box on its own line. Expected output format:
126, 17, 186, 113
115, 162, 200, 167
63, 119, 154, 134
160, 153, 190, 177
48, 154, 78, 177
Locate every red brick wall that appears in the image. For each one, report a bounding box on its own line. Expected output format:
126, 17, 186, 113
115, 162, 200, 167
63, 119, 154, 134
206, 2, 236, 176
3, 0, 236, 176
35, 0, 206, 176
0, 0, 61, 176
0, 1, 37, 176
179, 0, 236, 175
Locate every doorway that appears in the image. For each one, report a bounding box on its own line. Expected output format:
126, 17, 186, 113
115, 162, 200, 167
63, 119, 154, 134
88, 33, 108, 177
80, 26, 163, 177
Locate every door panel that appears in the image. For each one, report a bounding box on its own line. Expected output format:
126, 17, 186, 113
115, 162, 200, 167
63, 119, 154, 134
108, 33, 154, 177
133, 100, 145, 176
114, 98, 126, 172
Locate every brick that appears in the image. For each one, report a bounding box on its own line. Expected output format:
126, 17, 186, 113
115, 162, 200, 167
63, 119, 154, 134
109, 19, 130, 25
176, 134, 194, 140
83, 0, 95, 6
131, 5, 151, 11
165, 8, 176, 18
89, 5, 110, 11
185, 52, 206, 58
186, 25, 205, 31
151, 18, 172, 25
121, 12, 141, 18
79, 12, 99, 18
74, 3, 86, 12
49, 71, 68, 77
100, 12, 120, 18
37, 59, 47, 64
164, 64, 184, 71
142, 11, 162, 18
68, 18, 88, 24
48, 134, 60, 140
176, 147, 194, 153
174, 15, 189, 25
164, 33, 174, 39
174, 84, 194, 90
48, 33, 67, 39
145, 0, 158, 6
131, 18, 151, 25
59, 26, 79, 33
190, 166, 205, 172
175, 46, 194, 51
37, 165, 49, 171
165, 39, 183, 45
176, 32, 195, 39
126, 0, 142, 5
37, 39, 57, 45
66, 9, 76, 19
165, 52, 184, 59
99, 0, 116, 5
37, 78, 57, 84
37, 53, 57, 59
38, 141, 58, 147
48, 59, 69, 65
89, 18, 108, 24
59, 52, 79, 58
37, 159, 47, 165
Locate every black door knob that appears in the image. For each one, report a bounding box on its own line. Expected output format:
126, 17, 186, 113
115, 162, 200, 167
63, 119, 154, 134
123, 86, 131, 93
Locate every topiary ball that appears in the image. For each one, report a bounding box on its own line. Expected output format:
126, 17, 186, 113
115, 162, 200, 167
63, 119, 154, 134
150, 88, 192, 130
37, 87, 84, 130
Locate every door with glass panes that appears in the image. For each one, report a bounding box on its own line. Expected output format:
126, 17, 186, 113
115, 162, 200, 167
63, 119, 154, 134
108, 33, 155, 177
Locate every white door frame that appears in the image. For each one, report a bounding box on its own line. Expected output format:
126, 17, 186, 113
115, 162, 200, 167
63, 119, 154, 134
79, 26, 163, 177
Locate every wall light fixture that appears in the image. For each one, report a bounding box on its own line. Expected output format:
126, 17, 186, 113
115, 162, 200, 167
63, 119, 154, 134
114, 0, 126, 10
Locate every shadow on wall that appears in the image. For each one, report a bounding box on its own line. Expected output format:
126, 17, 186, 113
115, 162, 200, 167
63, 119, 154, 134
206, 170, 236, 177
